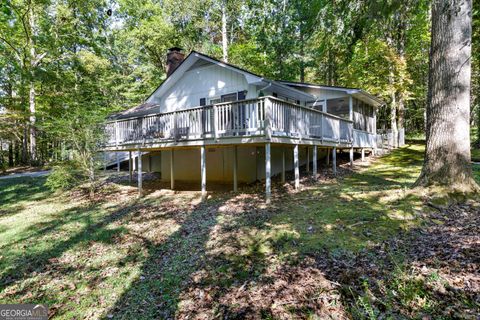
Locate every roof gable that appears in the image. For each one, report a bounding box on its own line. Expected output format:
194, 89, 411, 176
112, 51, 385, 119
145, 51, 265, 105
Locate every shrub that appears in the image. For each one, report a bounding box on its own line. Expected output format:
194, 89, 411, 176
46, 162, 84, 191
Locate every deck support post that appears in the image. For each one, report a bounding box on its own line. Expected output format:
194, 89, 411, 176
213, 106, 219, 141
361, 148, 365, 162
326, 148, 330, 165
313, 145, 317, 178
170, 149, 175, 190
281, 147, 286, 183
332, 147, 337, 175
116, 153, 120, 172
306, 147, 310, 173
103, 152, 107, 171
233, 146, 238, 192
137, 148, 143, 197
294, 144, 300, 189
129, 151, 132, 184
201, 146, 207, 201
349, 147, 354, 167
265, 143, 271, 204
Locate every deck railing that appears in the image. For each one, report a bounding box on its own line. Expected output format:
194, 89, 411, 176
104, 96, 354, 146
353, 129, 377, 148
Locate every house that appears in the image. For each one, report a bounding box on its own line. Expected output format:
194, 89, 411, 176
103, 48, 384, 202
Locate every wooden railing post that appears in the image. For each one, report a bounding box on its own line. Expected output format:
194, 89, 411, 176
337, 119, 341, 143
265, 97, 272, 140
201, 146, 207, 201
137, 148, 143, 197
213, 105, 219, 141
173, 111, 178, 143
320, 114, 324, 143
350, 122, 353, 143
265, 142, 271, 204
115, 121, 119, 147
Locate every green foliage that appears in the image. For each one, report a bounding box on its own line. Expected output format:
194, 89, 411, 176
42, 107, 107, 196
229, 41, 267, 76
342, 37, 411, 102
45, 162, 83, 191
0, 0, 474, 175
350, 263, 438, 319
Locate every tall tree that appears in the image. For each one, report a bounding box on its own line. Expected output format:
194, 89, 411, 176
472, 0, 480, 144
0, 0, 48, 164
416, 0, 478, 189
221, 0, 228, 62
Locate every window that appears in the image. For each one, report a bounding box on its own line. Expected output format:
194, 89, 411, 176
209, 97, 221, 104
326, 98, 349, 119
237, 90, 247, 100
221, 93, 237, 102
206, 91, 247, 105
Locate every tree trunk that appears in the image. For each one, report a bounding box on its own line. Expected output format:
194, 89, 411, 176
299, 30, 305, 82
397, 92, 405, 145
28, 7, 37, 164
221, 0, 228, 62
13, 140, 19, 165
0, 141, 4, 172
29, 81, 37, 163
8, 142, 14, 167
89, 155, 95, 200
396, 10, 407, 135
328, 48, 334, 86
397, 51, 406, 142
415, 0, 478, 190
22, 125, 28, 164
477, 103, 480, 145
389, 70, 399, 148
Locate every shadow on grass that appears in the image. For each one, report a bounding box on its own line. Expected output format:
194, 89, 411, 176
4, 143, 475, 318
98, 145, 429, 319
103, 195, 233, 319
0, 188, 218, 318
0, 201, 132, 292
312, 202, 480, 319
0, 176, 52, 216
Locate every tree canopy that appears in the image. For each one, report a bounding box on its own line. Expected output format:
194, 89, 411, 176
0, 0, 478, 173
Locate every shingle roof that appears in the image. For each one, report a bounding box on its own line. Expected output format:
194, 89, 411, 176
108, 102, 158, 120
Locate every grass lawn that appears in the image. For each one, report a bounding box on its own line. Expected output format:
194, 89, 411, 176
0, 143, 478, 319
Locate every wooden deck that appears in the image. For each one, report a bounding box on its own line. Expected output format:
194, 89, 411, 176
102, 96, 377, 151
102, 96, 379, 202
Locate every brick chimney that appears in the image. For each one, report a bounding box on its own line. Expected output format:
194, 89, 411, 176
166, 47, 185, 77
